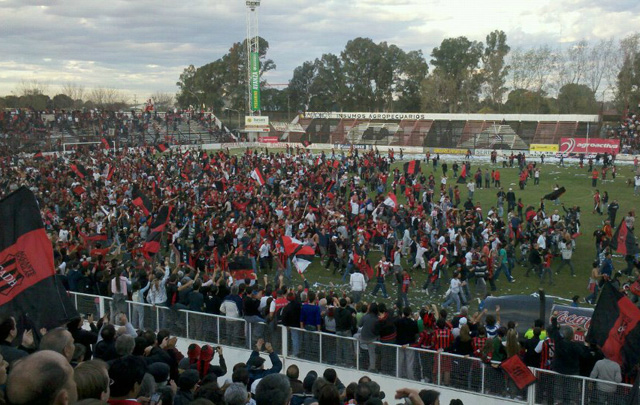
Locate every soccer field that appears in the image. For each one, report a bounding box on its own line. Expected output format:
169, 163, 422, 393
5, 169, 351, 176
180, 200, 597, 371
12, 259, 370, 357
221, 148, 639, 311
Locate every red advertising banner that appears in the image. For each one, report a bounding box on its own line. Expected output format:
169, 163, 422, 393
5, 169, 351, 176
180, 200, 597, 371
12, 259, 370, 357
258, 136, 279, 143
559, 138, 620, 154
549, 304, 593, 342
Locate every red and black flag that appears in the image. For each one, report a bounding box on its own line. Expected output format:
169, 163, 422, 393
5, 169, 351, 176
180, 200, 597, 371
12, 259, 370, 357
456, 164, 467, 184
70, 163, 88, 179
587, 282, 640, 371
610, 219, 639, 256
0, 187, 78, 329
302, 140, 312, 148
281, 236, 315, 273
106, 165, 115, 181
543, 187, 566, 201
132, 186, 153, 216
324, 180, 336, 194
33, 151, 44, 160
154, 143, 169, 153
403, 160, 420, 175
101, 137, 110, 150
142, 205, 173, 259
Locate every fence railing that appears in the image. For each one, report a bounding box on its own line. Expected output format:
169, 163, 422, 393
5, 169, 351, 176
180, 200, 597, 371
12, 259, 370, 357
70, 292, 636, 405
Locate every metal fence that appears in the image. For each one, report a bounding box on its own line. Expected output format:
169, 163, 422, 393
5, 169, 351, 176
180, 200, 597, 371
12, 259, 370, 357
70, 292, 636, 405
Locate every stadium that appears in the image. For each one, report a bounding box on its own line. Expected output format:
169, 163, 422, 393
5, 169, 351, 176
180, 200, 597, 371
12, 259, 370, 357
1, 2, 640, 405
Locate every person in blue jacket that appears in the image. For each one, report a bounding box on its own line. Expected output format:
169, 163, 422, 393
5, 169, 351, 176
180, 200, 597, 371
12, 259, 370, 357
247, 338, 282, 386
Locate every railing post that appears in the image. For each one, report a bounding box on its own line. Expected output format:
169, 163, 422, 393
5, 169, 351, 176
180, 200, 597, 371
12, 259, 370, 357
319, 333, 323, 363
217, 317, 220, 344
155, 306, 160, 331
396, 346, 400, 378
99, 297, 105, 318
581, 378, 586, 405
527, 368, 536, 405
74, 293, 78, 311
185, 311, 190, 339
356, 340, 360, 371
437, 353, 441, 386
481, 363, 485, 394
281, 326, 288, 358
248, 320, 252, 349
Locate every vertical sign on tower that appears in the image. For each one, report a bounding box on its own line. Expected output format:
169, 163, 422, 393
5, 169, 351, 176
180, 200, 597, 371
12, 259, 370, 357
250, 52, 261, 111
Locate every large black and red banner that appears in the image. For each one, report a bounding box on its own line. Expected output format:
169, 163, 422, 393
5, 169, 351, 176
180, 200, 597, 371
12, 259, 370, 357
587, 282, 640, 372
403, 160, 420, 175
610, 219, 639, 257
0, 187, 78, 329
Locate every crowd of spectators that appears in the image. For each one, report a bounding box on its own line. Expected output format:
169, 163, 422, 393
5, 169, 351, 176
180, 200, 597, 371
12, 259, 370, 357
609, 108, 640, 154
0, 108, 235, 155
0, 142, 638, 404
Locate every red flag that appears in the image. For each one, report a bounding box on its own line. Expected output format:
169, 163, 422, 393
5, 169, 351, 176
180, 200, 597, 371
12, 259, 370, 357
106, 165, 115, 181
332, 160, 340, 169
101, 138, 110, 150
0, 188, 78, 328
33, 151, 44, 160
72, 185, 86, 196
251, 168, 266, 186
501, 355, 537, 390
457, 164, 467, 184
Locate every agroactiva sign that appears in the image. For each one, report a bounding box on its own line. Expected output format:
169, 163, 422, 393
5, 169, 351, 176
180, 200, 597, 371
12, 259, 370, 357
559, 138, 620, 154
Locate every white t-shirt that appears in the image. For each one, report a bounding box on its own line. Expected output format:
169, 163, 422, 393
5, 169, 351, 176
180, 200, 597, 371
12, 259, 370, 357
350, 272, 366, 291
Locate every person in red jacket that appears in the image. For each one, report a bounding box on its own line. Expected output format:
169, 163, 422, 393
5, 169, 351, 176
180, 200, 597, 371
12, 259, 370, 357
592, 169, 598, 187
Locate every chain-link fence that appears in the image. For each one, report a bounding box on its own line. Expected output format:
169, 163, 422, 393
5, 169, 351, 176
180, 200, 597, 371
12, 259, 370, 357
70, 292, 636, 405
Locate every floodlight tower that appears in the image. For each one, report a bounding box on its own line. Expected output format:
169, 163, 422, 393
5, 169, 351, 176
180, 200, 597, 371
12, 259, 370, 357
246, 1, 261, 117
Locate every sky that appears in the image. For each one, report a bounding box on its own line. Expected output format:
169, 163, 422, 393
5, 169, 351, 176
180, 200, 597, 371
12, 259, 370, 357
1, 0, 639, 102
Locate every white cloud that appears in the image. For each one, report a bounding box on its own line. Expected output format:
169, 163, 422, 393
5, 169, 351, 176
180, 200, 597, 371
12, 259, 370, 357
0, 0, 637, 99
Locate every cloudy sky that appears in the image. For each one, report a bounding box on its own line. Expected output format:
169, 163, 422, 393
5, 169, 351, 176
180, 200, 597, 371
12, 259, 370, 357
1, 0, 638, 101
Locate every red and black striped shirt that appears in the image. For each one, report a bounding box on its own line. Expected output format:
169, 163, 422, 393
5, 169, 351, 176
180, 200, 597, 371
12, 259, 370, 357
433, 327, 453, 351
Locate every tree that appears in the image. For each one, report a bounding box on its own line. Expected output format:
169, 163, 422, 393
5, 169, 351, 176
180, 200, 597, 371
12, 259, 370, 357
615, 34, 640, 111
481, 30, 510, 111
52, 94, 74, 109
556, 83, 598, 114
393, 50, 429, 112
504, 89, 555, 114
151, 92, 175, 110
309, 53, 347, 111
288, 60, 317, 112
175, 37, 275, 113
88, 88, 129, 110
508, 46, 557, 112
341, 37, 380, 110
430, 36, 484, 112
420, 71, 457, 113
61, 82, 86, 108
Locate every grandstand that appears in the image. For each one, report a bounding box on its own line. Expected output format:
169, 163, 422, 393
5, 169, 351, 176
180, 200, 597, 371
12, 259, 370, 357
295, 112, 601, 149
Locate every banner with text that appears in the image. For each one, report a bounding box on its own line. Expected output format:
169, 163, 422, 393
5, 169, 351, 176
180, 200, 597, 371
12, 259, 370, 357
249, 52, 261, 111
245, 116, 269, 126
432, 147, 467, 155
530, 144, 559, 153
549, 304, 593, 342
559, 138, 620, 154
258, 136, 279, 143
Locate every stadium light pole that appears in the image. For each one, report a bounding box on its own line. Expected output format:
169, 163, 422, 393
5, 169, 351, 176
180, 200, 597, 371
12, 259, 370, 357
246, 1, 261, 117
